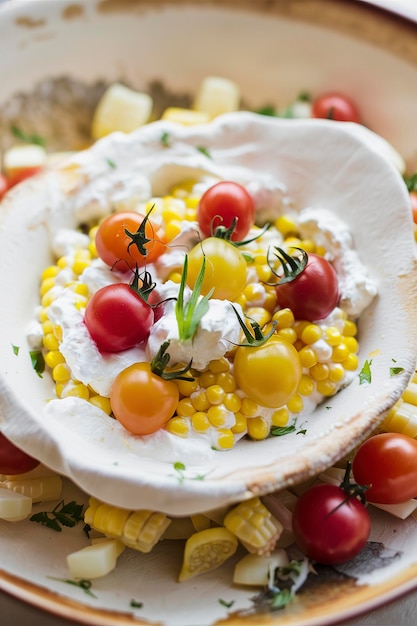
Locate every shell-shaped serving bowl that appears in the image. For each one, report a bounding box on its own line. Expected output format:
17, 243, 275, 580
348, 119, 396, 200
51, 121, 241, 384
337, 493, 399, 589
1, 112, 417, 516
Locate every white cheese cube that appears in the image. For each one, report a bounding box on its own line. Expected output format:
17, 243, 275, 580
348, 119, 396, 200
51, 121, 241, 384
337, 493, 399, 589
233, 550, 289, 586
91, 83, 153, 140
66, 539, 125, 579
3, 144, 47, 177
0, 487, 32, 521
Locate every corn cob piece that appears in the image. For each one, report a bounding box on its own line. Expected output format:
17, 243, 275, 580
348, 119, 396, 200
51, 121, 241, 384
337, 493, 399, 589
67, 538, 125, 579
381, 371, 417, 438
2, 475, 62, 503
178, 527, 238, 582
233, 549, 289, 586
84, 497, 171, 553
224, 497, 283, 556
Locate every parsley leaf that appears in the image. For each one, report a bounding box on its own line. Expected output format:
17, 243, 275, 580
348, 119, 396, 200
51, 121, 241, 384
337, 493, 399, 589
390, 366, 405, 376
48, 577, 97, 598
196, 145, 211, 158
270, 424, 296, 437
161, 131, 171, 147
11, 125, 46, 147
30, 500, 84, 531
359, 359, 372, 384
12, 344, 19, 356
29, 349, 45, 377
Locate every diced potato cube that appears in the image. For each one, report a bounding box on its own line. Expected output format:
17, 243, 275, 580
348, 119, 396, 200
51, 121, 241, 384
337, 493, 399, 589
193, 76, 240, 119
0, 487, 32, 521
66, 539, 125, 579
91, 83, 153, 139
160, 107, 210, 126
233, 549, 289, 586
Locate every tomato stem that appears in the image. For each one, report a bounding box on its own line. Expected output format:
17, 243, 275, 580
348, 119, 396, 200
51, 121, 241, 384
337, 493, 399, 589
125, 204, 156, 257
129, 266, 156, 303
150, 341, 194, 381
230, 304, 277, 347
267, 246, 308, 285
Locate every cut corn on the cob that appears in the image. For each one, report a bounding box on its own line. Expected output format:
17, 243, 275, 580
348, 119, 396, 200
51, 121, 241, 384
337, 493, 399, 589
233, 549, 289, 587
67, 538, 125, 579
2, 475, 62, 503
224, 497, 283, 556
84, 497, 171, 553
178, 527, 238, 582
91, 83, 153, 140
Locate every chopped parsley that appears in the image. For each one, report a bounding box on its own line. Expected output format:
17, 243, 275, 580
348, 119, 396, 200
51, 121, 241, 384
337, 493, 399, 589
11, 125, 46, 147
161, 131, 171, 147
106, 157, 116, 169
12, 344, 19, 356
218, 598, 235, 608
49, 577, 96, 598
196, 145, 211, 158
29, 349, 45, 377
270, 424, 296, 437
30, 500, 84, 532
130, 599, 144, 608
359, 359, 372, 384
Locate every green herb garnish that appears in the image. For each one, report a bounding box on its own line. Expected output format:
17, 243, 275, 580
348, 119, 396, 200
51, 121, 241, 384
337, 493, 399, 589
130, 599, 144, 608
196, 145, 211, 158
161, 131, 171, 147
231, 304, 277, 347
11, 125, 46, 147
12, 344, 19, 356
218, 598, 235, 608
176, 255, 213, 342
270, 424, 296, 437
359, 359, 372, 384
48, 577, 97, 598
29, 349, 45, 377
30, 500, 84, 532
106, 157, 116, 169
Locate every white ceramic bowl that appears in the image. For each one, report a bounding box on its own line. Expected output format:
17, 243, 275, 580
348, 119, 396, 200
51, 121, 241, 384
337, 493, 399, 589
1, 110, 417, 515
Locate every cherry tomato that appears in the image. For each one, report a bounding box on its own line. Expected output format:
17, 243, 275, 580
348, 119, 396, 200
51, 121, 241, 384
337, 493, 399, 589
197, 181, 255, 241
110, 362, 179, 435
84, 283, 154, 353
186, 237, 247, 301
312, 92, 361, 123
352, 433, 417, 504
0, 433, 40, 475
95, 211, 167, 272
0, 174, 8, 200
292, 483, 370, 564
6, 166, 44, 188
410, 191, 417, 224
233, 335, 302, 408
275, 252, 339, 321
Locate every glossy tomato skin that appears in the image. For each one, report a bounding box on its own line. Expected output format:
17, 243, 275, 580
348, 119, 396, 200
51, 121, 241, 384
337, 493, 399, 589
95, 211, 167, 272
233, 335, 302, 408
84, 283, 154, 353
292, 483, 370, 564
312, 92, 361, 123
197, 181, 255, 241
0, 174, 8, 200
275, 253, 339, 321
187, 237, 247, 301
110, 362, 179, 435
352, 433, 417, 504
0, 433, 40, 475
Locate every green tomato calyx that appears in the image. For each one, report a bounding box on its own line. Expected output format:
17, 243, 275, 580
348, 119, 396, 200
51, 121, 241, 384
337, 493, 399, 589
150, 341, 194, 381
231, 304, 277, 348
268, 246, 308, 285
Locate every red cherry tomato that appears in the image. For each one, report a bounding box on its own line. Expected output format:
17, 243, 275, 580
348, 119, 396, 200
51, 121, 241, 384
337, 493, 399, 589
0, 433, 40, 475
95, 211, 167, 272
7, 166, 43, 188
197, 181, 255, 241
0, 174, 8, 200
312, 92, 361, 123
352, 433, 417, 504
410, 191, 417, 224
84, 283, 154, 353
292, 483, 370, 564
274, 251, 339, 321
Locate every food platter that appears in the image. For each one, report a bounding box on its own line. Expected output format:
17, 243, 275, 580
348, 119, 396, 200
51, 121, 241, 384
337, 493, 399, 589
2, 0, 417, 625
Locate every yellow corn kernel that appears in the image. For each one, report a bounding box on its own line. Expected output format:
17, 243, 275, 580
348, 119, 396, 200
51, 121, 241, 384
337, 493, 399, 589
234, 294, 247, 310
41, 265, 60, 280
298, 346, 318, 368
273, 308, 295, 329
344, 336, 359, 354
207, 405, 232, 428
43, 332, 59, 351
332, 343, 350, 363
178, 527, 238, 582
403, 381, 417, 406
89, 395, 112, 415
206, 384, 225, 405
316, 379, 337, 397
52, 324, 63, 342
310, 363, 329, 381
165, 220, 182, 241
297, 374, 315, 396
231, 412, 247, 434
247, 416, 269, 441
277, 327, 297, 344
275, 215, 298, 237
199, 371, 217, 388
224, 497, 282, 556
73, 258, 91, 275
383, 401, 417, 437
170, 179, 197, 196
324, 326, 343, 346
300, 238, 316, 253
167, 271, 182, 284
74, 282, 89, 297
240, 397, 258, 417
54, 382, 65, 398
38, 308, 50, 323
191, 391, 210, 412
315, 245, 327, 256
300, 324, 322, 345
343, 319, 358, 337
215, 372, 236, 393
176, 397, 196, 418
342, 353, 359, 371
44, 350, 65, 369
246, 307, 271, 327
40, 277, 56, 296
175, 377, 199, 397
263, 290, 278, 312
161, 107, 210, 125
294, 320, 310, 338
216, 428, 235, 450
271, 407, 290, 427
287, 394, 304, 413
124, 510, 171, 552
52, 362, 71, 383
209, 357, 230, 374
91, 501, 131, 537
165, 416, 190, 437
64, 383, 90, 400
41, 320, 54, 335
328, 363, 345, 382
162, 197, 186, 221
255, 264, 273, 284
223, 392, 241, 413
57, 256, 70, 269
191, 411, 211, 432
